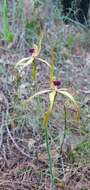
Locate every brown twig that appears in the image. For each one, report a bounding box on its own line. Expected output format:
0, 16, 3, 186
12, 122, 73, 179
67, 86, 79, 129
5, 108, 30, 158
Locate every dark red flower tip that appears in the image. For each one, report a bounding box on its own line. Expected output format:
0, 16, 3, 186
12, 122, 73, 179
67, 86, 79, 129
53, 80, 61, 86
29, 48, 35, 54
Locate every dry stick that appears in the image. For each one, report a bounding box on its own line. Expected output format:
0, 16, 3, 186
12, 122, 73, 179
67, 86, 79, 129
0, 46, 10, 51
6, 123, 30, 158
0, 112, 4, 148
5, 110, 30, 158
60, 105, 67, 153
4, 97, 31, 158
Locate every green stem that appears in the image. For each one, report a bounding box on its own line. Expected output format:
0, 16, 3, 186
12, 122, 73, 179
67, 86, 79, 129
45, 126, 55, 189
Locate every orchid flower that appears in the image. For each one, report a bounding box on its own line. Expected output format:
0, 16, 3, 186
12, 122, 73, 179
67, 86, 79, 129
15, 31, 50, 80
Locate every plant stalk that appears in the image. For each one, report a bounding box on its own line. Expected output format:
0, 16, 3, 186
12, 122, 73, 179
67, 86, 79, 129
45, 126, 55, 189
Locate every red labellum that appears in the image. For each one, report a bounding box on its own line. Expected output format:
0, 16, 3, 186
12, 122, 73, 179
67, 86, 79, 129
53, 80, 61, 86
29, 48, 35, 54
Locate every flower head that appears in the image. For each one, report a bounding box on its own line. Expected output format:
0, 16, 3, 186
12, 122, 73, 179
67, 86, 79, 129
29, 44, 40, 57
29, 48, 35, 55
53, 80, 61, 87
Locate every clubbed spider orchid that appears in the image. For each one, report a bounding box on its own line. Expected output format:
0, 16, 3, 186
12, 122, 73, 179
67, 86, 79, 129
23, 47, 80, 126
24, 83, 80, 127
22, 76, 80, 185
15, 31, 51, 80
19, 46, 80, 185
